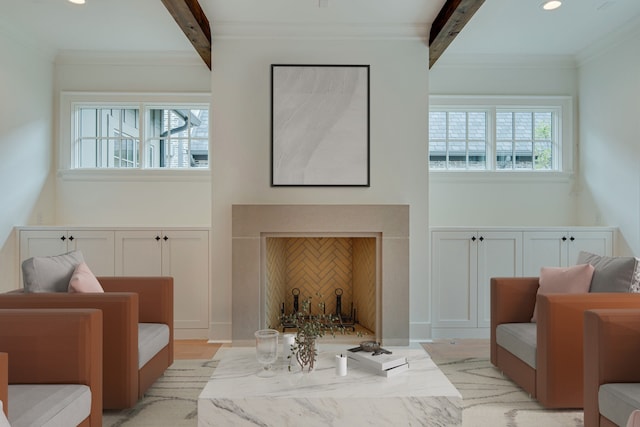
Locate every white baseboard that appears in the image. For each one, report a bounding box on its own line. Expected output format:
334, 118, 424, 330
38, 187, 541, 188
174, 329, 209, 340
431, 327, 490, 340
208, 321, 232, 342
410, 321, 432, 342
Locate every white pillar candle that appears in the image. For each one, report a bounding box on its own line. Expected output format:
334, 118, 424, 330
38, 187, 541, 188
335, 354, 347, 376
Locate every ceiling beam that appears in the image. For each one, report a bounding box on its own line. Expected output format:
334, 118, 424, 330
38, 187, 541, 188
429, 0, 485, 69
161, 0, 212, 70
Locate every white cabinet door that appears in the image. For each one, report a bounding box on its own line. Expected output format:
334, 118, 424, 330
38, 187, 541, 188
566, 230, 613, 265
161, 230, 209, 329
523, 230, 614, 276
523, 231, 566, 276
431, 231, 478, 328
67, 230, 115, 276
114, 230, 162, 276
19, 230, 68, 261
476, 231, 523, 328
19, 229, 115, 279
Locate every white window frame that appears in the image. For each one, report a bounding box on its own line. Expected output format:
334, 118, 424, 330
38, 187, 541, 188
59, 92, 211, 181
429, 95, 573, 181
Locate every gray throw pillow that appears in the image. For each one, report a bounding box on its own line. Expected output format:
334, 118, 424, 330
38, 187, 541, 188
633, 267, 640, 293
577, 251, 637, 293
22, 250, 85, 293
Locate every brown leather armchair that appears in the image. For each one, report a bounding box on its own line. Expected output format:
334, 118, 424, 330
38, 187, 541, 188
584, 308, 640, 427
0, 308, 103, 427
0, 276, 173, 410
491, 277, 640, 409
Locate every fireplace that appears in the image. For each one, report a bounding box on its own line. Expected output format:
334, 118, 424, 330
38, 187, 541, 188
232, 204, 409, 346
265, 235, 378, 336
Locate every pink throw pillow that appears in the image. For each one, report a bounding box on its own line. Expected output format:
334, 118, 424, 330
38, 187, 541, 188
531, 263, 594, 322
628, 410, 640, 427
68, 262, 104, 293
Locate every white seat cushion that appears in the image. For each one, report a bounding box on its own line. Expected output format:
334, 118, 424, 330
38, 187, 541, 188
8, 384, 90, 427
0, 401, 10, 427
599, 383, 640, 427
138, 323, 170, 369
496, 323, 537, 369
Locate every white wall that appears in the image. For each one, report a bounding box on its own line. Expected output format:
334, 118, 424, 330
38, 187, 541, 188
577, 26, 640, 256
428, 56, 583, 227
54, 53, 212, 226
210, 38, 430, 341
0, 28, 55, 291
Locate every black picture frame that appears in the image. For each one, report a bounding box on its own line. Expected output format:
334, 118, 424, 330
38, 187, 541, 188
271, 64, 370, 187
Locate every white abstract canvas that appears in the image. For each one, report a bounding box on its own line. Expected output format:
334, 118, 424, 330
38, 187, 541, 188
271, 65, 369, 186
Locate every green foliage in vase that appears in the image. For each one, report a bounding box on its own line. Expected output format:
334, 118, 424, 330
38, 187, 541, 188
281, 293, 344, 372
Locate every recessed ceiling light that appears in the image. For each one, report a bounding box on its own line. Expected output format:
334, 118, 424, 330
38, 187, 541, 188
68, 0, 86, 4
541, 0, 562, 10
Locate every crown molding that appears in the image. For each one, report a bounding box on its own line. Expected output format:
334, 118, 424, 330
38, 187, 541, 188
55, 50, 203, 67
575, 14, 640, 66
432, 53, 577, 69
211, 21, 430, 41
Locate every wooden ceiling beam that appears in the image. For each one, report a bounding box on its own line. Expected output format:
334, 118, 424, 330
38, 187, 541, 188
161, 0, 212, 70
429, 0, 485, 69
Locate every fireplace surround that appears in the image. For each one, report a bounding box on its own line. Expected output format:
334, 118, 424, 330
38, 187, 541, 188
232, 204, 409, 345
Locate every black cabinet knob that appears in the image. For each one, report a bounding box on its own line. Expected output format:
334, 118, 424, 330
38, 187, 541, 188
570, 236, 575, 241
562, 236, 567, 241
471, 236, 476, 241
68, 235, 74, 241
479, 236, 484, 242
163, 236, 169, 241
155, 236, 161, 241
60, 236, 66, 241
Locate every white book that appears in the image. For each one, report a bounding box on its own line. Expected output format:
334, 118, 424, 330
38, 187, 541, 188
348, 357, 409, 377
347, 350, 408, 371
376, 362, 409, 377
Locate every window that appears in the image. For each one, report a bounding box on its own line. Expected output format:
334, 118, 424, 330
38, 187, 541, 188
60, 92, 210, 173
429, 111, 488, 170
77, 107, 141, 168
495, 110, 554, 170
145, 107, 209, 168
429, 96, 572, 173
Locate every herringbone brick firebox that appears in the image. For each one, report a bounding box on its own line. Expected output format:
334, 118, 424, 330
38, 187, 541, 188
265, 236, 377, 334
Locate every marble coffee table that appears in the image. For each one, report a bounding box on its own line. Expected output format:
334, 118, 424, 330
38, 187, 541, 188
198, 344, 462, 426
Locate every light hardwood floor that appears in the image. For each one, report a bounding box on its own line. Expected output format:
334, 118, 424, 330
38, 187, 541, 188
421, 338, 489, 360
174, 340, 221, 360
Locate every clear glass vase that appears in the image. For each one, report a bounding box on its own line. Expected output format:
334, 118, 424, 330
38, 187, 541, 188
255, 329, 279, 377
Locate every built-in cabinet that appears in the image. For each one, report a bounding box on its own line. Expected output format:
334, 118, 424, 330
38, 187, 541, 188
431, 230, 522, 337
18, 227, 210, 338
522, 230, 613, 276
114, 229, 209, 330
431, 227, 615, 339
19, 229, 115, 276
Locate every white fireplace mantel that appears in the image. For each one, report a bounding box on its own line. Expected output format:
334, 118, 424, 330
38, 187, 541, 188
231, 204, 409, 346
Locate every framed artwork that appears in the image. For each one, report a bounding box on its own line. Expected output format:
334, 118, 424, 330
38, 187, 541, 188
271, 64, 370, 187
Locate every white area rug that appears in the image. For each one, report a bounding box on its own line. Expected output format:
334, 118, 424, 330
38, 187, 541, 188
102, 354, 584, 426
102, 359, 216, 427
437, 357, 584, 427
